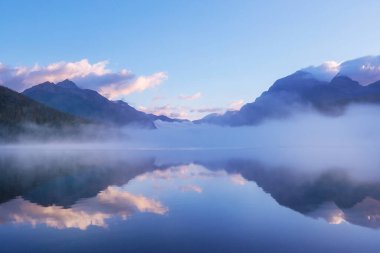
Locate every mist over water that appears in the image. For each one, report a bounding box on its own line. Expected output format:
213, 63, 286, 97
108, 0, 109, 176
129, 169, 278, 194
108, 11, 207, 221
1, 116, 380, 253
2, 104, 380, 181
103, 104, 380, 150
3, 104, 380, 151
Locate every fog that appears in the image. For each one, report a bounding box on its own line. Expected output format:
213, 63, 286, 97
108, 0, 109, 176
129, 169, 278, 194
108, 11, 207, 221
1, 104, 380, 180
2, 104, 380, 232
3, 104, 380, 150
122, 104, 380, 150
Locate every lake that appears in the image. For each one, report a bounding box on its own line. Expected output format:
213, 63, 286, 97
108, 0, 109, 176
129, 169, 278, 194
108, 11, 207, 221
1, 147, 380, 253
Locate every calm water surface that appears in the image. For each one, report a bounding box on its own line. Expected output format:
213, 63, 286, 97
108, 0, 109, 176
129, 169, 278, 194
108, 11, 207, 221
1, 147, 380, 253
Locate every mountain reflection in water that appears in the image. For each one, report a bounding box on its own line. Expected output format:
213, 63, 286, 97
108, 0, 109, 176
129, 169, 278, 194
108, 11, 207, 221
0, 148, 380, 232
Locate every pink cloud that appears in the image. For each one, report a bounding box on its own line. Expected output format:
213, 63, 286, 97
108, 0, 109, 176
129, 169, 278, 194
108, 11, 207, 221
139, 101, 244, 121
0, 186, 167, 230
99, 72, 167, 99
178, 92, 202, 100
228, 99, 245, 111
138, 105, 189, 119
0, 59, 167, 97
179, 184, 203, 193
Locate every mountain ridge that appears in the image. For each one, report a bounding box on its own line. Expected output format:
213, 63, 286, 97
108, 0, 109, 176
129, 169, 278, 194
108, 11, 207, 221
22, 80, 147, 128
0, 85, 89, 140
22, 79, 185, 128
195, 72, 380, 126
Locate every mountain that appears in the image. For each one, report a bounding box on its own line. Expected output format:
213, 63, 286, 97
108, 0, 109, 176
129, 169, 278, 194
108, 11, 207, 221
199, 157, 380, 229
147, 114, 189, 123
0, 151, 157, 207
195, 71, 380, 126
23, 79, 157, 128
0, 85, 87, 139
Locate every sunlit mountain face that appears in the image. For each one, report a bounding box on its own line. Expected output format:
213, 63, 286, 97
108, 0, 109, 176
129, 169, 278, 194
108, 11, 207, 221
1, 148, 380, 253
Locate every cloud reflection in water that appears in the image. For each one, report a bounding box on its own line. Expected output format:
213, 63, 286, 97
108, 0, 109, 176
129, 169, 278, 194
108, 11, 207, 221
0, 186, 167, 230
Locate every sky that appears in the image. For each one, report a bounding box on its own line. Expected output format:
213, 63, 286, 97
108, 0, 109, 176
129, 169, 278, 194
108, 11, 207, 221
1, 0, 380, 120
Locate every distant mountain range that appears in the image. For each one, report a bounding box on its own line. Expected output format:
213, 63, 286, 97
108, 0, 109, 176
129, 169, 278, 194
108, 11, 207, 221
3, 67, 380, 133
195, 71, 380, 126
22, 79, 184, 129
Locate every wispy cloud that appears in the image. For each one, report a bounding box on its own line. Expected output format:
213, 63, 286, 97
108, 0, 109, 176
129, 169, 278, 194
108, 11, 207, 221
191, 107, 224, 114
139, 101, 243, 120
228, 99, 245, 111
302, 61, 340, 82
136, 164, 245, 187
139, 104, 229, 120
152, 95, 166, 101
179, 184, 203, 193
0, 59, 167, 98
178, 92, 202, 101
99, 72, 167, 100
138, 105, 189, 119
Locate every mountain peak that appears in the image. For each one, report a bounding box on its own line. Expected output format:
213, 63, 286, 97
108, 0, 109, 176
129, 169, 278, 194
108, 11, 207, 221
197, 66, 380, 126
114, 100, 129, 105
0, 85, 86, 135
330, 75, 360, 87
331, 75, 354, 82
56, 79, 79, 89
22, 82, 157, 128
39, 81, 55, 86
268, 71, 325, 93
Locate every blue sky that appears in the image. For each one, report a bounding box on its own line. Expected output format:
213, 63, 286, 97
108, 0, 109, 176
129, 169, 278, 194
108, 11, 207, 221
1, 0, 380, 119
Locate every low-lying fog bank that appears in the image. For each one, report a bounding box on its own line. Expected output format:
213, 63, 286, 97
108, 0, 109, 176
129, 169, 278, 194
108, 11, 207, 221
1, 104, 380, 150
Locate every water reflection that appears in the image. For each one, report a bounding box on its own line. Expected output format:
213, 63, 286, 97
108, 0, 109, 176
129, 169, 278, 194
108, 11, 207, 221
1, 148, 380, 231
0, 186, 167, 230
135, 163, 246, 190
198, 157, 380, 229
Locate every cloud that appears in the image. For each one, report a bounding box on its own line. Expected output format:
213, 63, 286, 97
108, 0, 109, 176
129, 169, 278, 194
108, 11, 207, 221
139, 104, 229, 120
0, 59, 111, 91
302, 61, 340, 82
0, 59, 110, 91
302, 55, 380, 85
191, 100, 245, 117
0, 186, 167, 230
136, 163, 246, 186
99, 72, 167, 100
139, 103, 241, 121
179, 184, 203, 193
178, 92, 202, 101
228, 99, 245, 111
191, 107, 224, 113
308, 202, 346, 225
0, 59, 167, 97
339, 56, 380, 85
229, 174, 247, 185
152, 95, 166, 101
139, 105, 189, 119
